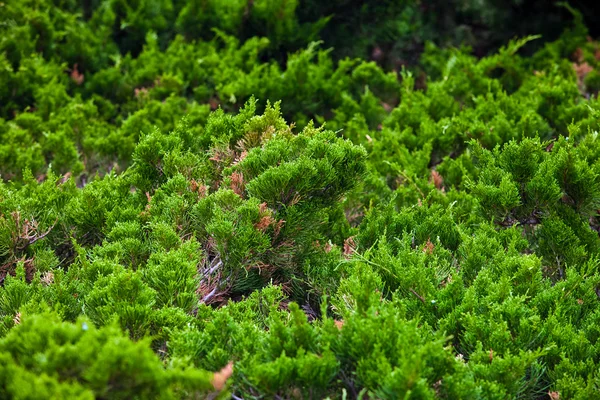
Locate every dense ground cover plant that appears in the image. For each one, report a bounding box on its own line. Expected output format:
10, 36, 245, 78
4, 0, 600, 399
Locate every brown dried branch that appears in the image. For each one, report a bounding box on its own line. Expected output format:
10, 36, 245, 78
409, 288, 426, 304
211, 362, 234, 391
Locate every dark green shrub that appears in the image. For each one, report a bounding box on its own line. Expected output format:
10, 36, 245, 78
5, 1, 600, 398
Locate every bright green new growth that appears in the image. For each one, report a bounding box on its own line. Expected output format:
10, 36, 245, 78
0, 311, 214, 399
4, 1, 600, 399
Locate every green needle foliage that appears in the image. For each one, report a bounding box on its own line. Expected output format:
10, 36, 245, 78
5, 1, 600, 399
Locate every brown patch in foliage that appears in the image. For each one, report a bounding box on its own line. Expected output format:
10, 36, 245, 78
430, 170, 444, 190
572, 48, 584, 63
290, 387, 303, 399
209, 97, 220, 111
255, 215, 275, 232
258, 202, 268, 214
140, 192, 152, 218
255, 202, 283, 234
278, 299, 290, 312
278, 280, 293, 295
0, 257, 35, 284
211, 362, 234, 391
573, 61, 594, 95
371, 46, 384, 62
0, 212, 56, 284
230, 171, 245, 196
272, 219, 285, 237
58, 172, 72, 185
190, 179, 208, 199
41, 271, 54, 286
233, 150, 248, 166
423, 239, 435, 255
433, 380, 443, 396
134, 87, 149, 99
416, 71, 428, 91
343, 236, 356, 257
70, 64, 84, 85
209, 148, 232, 164
440, 274, 453, 288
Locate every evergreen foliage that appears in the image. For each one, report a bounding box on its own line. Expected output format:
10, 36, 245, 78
4, 0, 600, 399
